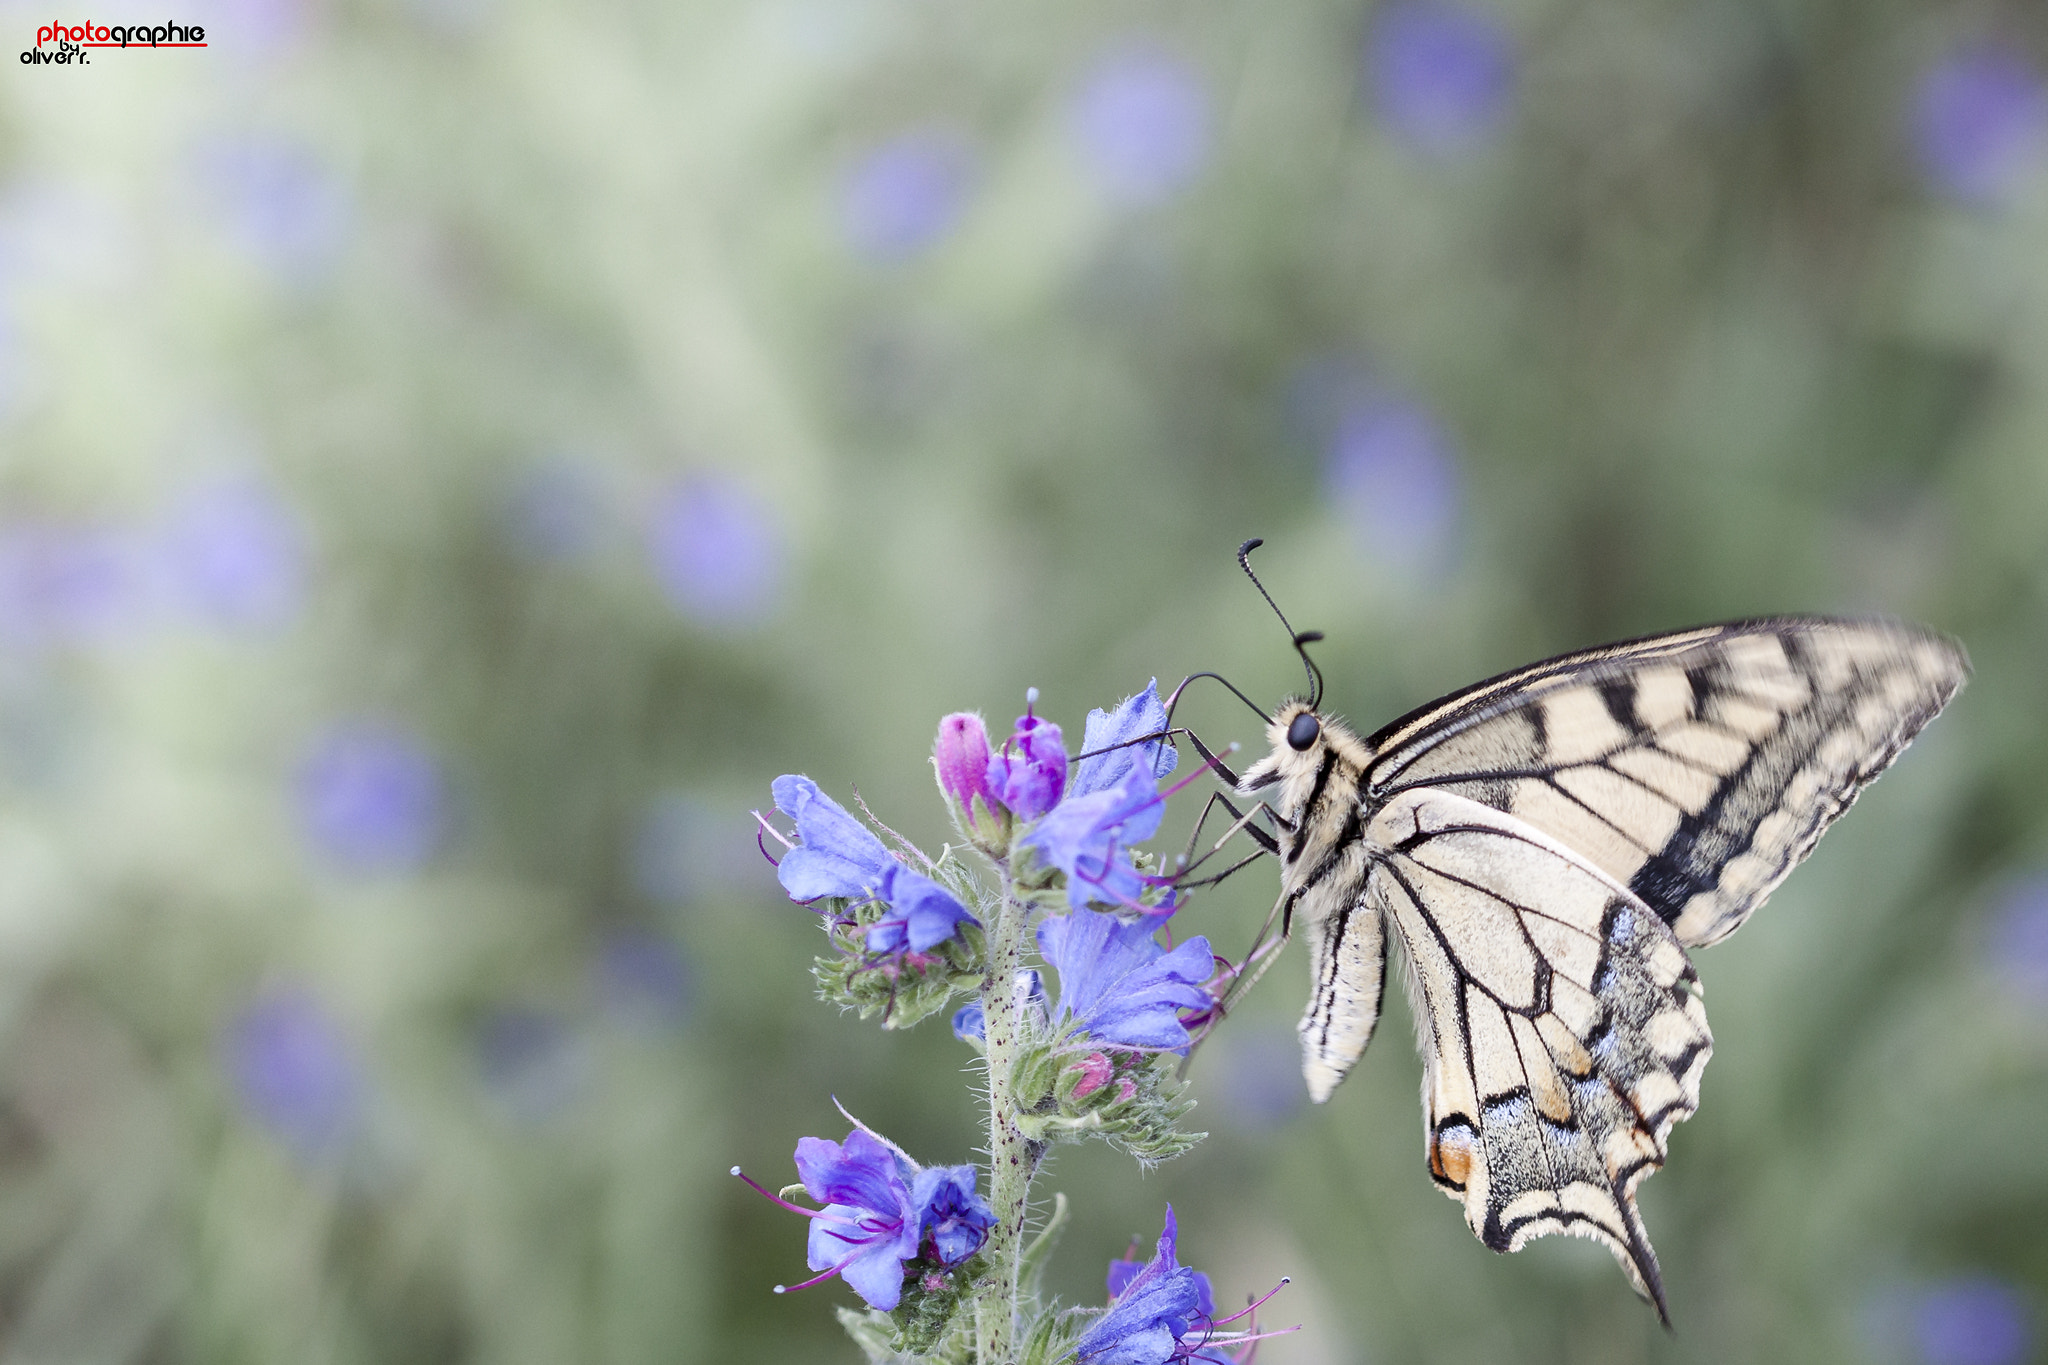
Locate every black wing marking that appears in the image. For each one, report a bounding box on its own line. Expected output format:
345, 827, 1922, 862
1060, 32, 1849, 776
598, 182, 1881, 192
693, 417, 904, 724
1361, 617, 1966, 947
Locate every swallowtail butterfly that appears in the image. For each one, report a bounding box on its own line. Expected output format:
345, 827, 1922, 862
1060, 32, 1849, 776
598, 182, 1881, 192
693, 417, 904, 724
1225, 557, 1966, 1321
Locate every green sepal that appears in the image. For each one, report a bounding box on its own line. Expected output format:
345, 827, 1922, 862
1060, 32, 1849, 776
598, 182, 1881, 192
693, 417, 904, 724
1016, 1304, 1090, 1365
812, 905, 985, 1031
834, 1307, 908, 1364
1009, 1027, 1205, 1165
885, 1255, 985, 1360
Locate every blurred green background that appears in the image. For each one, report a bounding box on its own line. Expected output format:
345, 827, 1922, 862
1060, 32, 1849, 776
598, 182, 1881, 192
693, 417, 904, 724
2, 0, 2046, 1360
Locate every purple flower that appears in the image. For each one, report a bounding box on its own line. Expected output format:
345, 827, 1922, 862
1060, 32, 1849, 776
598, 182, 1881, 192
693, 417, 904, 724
1913, 44, 2048, 204
909, 1164, 996, 1266
840, 129, 975, 262
1325, 394, 1461, 575
771, 775, 977, 951
1368, 2, 1516, 155
477, 1007, 587, 1122
864, 863, 979, 954
648, 476, 781, 627
224, 989, 363, 1158
296, 720, 446, 873
1078, 1207, 1221, 1365
199, 136, 350, 281
935, 711, 999, 824
794, 1130, 922, 1310
987, 696, 1069, 820
1987, 875, 2048, 1007
1070, 680, 1178, 800
1038, 910, 1211, 1051
595, 928, 689, 1030
0, 520, 153, 647
1916, 1276, 2032, 1365
1021, 766, 1166, 913
162, 473, 307, 629
950, 1002, 985, 1041
1071, 44, 1212, 204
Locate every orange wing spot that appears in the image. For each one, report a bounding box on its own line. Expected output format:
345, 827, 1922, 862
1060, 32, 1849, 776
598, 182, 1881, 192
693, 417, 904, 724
1429, 1128, 1474, 1189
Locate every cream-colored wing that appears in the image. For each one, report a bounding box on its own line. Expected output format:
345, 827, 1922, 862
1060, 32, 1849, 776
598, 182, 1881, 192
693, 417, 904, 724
1367, 787, 1711, 1321
1363, 618, 1965, 947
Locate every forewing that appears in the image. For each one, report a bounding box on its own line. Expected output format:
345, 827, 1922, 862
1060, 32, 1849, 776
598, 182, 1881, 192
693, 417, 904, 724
1368, 788, 1711, 1319
1363, 617, 1966, 946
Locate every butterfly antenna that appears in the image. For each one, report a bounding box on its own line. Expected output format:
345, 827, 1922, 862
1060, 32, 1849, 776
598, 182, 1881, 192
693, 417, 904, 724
1237, 539, 1325, 710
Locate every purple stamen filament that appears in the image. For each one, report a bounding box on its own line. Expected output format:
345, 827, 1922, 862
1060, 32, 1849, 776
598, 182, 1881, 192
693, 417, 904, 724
1212, 1278, 1290, 1327
730, 1166, 827, 1219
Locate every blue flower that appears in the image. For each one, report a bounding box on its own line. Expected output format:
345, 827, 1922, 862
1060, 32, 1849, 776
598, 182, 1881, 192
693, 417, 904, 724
1038, 910, 1212, 1051
909, 1164, 996, 1266
1070, 680, 1179, 799
951, 1002, 985, 1041
792, 1130, 922, 1311
771, 776, 977, 951
1021, 766, 1168, 913
865, 864, 980, 953
987, 698, 1069, 819
1078, 1207, 1220, 1365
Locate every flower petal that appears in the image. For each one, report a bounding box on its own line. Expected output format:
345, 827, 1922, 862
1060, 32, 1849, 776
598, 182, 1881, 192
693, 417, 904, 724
1070, 681, 1179, 800
772, 775, 897, 902
1039, 912, 1211, 1051
793, 1130, 913, 1216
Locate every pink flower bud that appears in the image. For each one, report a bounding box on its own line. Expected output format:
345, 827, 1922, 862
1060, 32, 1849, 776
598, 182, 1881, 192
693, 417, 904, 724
935, 712, 999, 825
1070, 1051, 1114, 1098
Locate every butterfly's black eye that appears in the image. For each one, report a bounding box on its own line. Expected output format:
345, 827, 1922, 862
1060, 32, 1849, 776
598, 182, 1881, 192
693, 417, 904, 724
1287, 712, 1321, 751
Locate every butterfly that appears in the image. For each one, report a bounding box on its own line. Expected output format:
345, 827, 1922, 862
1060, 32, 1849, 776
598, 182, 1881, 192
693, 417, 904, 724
1222, 577, 1967, 1321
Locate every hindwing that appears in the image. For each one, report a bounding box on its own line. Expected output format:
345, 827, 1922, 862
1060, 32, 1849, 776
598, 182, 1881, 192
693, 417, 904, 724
1366, 788, 1710, 1319
1361, 618, 1966, 946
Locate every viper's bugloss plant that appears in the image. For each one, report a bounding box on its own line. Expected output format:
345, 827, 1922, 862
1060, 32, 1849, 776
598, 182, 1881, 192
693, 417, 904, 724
742, 682, 1295, 1364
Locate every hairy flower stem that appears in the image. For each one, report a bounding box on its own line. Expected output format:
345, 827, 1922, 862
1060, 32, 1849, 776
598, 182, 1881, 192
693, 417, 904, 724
975, 868, 1030, 1365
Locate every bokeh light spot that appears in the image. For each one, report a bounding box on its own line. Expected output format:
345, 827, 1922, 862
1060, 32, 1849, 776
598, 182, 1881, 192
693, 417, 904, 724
296, 720, 447, 873
199, 136, 351, 281
596, 929, 690, 1031
1986, 875, 2048, 1009
1070, 43, 1212, 204
1368, 1, 1516, 155
1324, 393, 1463, 576
162, 473, 307, 630
647, 476, 782, 626
1912, 44, 2048, 204
839, 128, 975, 262
477, 1008, 587, 1122
224, 989, 363, 1158
1916, 1277, 2032, 1365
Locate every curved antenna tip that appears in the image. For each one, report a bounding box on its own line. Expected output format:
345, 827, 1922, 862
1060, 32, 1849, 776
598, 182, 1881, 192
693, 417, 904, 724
1237, 537, 1264, 557
1294, 631, 1324, 645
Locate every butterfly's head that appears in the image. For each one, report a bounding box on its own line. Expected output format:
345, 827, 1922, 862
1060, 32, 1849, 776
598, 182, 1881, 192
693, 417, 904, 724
1237, 701, 1368, 803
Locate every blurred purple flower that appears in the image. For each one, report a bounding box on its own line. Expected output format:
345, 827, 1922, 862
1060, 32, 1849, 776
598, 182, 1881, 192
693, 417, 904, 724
1205, 1024, 1308, 1132
648, 476, 782, 626
1912, 44, 2048, 204
224, 989, 363, 1157
840, 129, 974, 262
161, 473, 307, 629
505, 460, 605, 561
0, 521, 153, 647
1071, 44, 1212, 204
296, 720, 446, 872
595, 928, 690, 1030
478, 1007, 587, 1122
1916, 1277, 2031, 1365
1325, 394, 1462, 575
199, 136, 350, 280
1987, 875, 2048, 1007
1368, 2, 1516, 155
